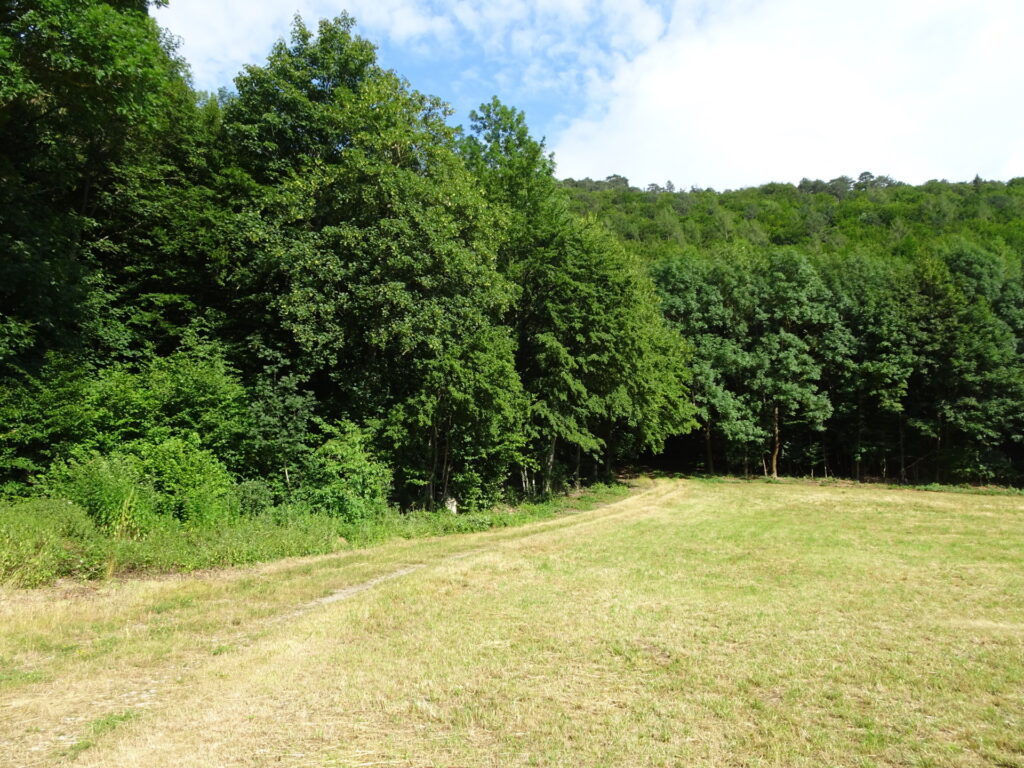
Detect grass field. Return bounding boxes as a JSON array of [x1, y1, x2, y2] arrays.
[[1, 477, 1022, 767]]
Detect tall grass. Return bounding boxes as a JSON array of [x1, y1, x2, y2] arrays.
[[0, 483, 629, 587]]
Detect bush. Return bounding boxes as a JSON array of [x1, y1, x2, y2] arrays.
[[130, 437, 240, 526], [85, 336, 251, 464], [0, 339, 251, 496], [0, 498, 109, 586], [44, 452, 159, 536], [45, 438, 240, 531], [236, 479, 276, 516], [299, 423, 392, 522]]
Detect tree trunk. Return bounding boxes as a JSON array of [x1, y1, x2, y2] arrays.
[[898, 415, 907, 484], [770, 404, 781, 479], [704, 422, 715, 475], [427, 422, 439, 503], [440, 438, 451, 504], [544, 437, 557, 495]]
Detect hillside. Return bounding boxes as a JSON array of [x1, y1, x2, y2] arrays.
[[563, 174, 1024, 484]]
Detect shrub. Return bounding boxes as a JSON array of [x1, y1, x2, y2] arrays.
[[0, 498, 108, 586], [236, 479, 276, 517], [46, 437, 240, 531], [0, 339, 251, 496], [299, 423, 392, 522], [86, 336, 251, 464], [44, 451, 158, 536], [130, 437, 240, 526]]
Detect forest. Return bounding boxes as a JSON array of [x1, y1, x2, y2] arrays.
[[2, 1, 1022, 580], [565, 173, 1024, 484]]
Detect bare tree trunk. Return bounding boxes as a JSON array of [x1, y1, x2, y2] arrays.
[[704, 423, 715, 475], [440, 439, 451, 504], [544, 437, 557, 495], [427, 422, 439, 504], [770, 404, 781, 479], [898, 415, 907, 483]]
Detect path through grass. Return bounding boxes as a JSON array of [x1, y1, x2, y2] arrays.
[[1, 478, 1022, 767]]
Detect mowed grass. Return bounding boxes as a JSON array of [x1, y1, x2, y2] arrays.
[[1, 478, 1022, 767]]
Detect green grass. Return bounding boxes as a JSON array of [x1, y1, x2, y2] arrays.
[[1, 478, 1021, 767], [0, 482, 629, 586], [63, 711, 138, 760]]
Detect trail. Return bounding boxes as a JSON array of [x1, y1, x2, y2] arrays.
[[1, 479, 686, 767], [4, 479, 1022, 768]]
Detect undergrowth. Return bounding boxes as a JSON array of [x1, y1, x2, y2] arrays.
[[0, 483, 629, 587]]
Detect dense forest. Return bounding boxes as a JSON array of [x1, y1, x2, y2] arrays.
[[563, 174, 1024, 484], [1, 2, 1022, 580]]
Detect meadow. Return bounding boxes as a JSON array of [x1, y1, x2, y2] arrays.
[[1, 477, 1022, 767]]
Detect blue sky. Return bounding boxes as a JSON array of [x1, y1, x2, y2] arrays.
[[155, 0, 1024, 190]]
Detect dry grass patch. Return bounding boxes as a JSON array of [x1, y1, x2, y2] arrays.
[[2, 477, 1022, 767]]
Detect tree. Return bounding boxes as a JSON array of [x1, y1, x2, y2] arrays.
[[0, 0, 181, 370], [462, 99, 694, 490], [216, 17, 524, 507]]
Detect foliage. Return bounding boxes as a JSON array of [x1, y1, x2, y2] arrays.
[[461, 99, 695, 492], [298, 422, 391, 522], [4, 2, 1024, 589], [43, 450, 158, 536], [568, 174, 1024, 483], [0, 337, 250, 493], [0, 498, 108, 586]]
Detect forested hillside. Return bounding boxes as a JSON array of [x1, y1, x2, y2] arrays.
[[1, 2, 1022, 583], [563, 174, 1024, 484], [0, 1, 693, 580]]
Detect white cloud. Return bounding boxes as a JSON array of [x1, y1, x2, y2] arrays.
[[332, 0, 456, 44], [552, 0, 1024, 188], [155, 0, 1024, 188], [155, 1, 456, 88], [156, 0, 667, 92]]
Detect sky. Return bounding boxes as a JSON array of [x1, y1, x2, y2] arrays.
[[155, 0, 1024, 191]]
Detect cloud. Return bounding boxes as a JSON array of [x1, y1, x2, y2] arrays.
[[551, 0, 1024, 188], [155, 0, 1024, 188], [156, 0, 667, 94], [155, 1, 458, 89]]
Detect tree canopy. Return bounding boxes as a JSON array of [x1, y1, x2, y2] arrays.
[[2, 1, 1023, 543]]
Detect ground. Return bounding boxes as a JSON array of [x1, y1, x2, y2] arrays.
[[1, 477, 1022, 767]]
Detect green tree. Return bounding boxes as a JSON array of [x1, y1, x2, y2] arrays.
[[0, 0, 181, 369], [217, 17, 524, 507], [462, 99, 694, 491]]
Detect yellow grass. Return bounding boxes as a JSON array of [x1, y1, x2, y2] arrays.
[[1, 477, 1022, 767]]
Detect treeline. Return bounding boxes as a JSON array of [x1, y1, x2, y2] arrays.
[[3, 2, 1023, 576], [563, 173, 1024, 484], [0, 0, 692, 552]]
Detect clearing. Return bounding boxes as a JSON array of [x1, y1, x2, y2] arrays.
[[1, 477, 1022, 767]]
